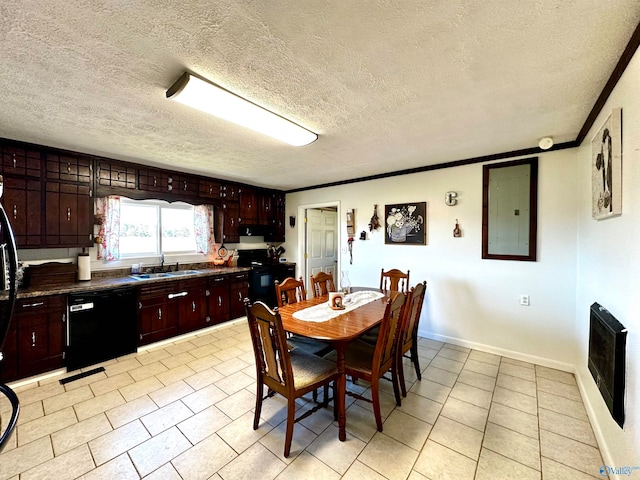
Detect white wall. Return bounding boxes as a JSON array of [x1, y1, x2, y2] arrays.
[[284, 148, 580, 368], [574, 47, 640, 468]]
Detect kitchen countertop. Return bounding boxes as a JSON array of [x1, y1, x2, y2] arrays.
[[3, 266, 251, 300]]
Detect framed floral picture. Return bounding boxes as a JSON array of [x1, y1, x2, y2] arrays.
[[385, 202, 426, 245]]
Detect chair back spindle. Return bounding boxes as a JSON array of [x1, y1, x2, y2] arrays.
[[379, 268, 410, 294], [310, 271, 336, 297]]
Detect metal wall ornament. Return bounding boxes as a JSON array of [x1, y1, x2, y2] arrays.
[[384, 202, 426, 245], [369, 204, 381, 231]]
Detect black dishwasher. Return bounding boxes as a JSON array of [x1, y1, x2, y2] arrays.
[[67, 287, 138, 371]]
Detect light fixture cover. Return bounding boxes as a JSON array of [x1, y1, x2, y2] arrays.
[[538, 137, 554, 150], [166, 72, 317, 146]]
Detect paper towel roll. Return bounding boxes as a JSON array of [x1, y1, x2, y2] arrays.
[[77, 253, 91, 281]]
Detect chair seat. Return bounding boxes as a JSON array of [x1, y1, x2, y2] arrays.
[[325, 340, 376, 377], [359, 326, 380, 346], [288, 335, 334, 357], [290, 349, 338, 390]]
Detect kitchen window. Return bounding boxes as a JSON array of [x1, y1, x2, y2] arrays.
[[120, 199, 196, 256], [96, 197, 214, 261]]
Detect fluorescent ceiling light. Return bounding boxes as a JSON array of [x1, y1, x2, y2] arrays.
[[166, 72, 317, 147]]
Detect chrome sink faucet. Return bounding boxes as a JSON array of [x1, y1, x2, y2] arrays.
[[160, 253, 165, 271]]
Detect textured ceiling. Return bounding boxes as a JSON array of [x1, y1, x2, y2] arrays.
[[1, 1, 639, 191]]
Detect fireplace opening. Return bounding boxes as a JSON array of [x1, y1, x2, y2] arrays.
[[588, 302, 627, 427]]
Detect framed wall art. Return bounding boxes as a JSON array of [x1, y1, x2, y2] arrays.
[[592, 108, 622, 220], [385, 202, 426, 245]]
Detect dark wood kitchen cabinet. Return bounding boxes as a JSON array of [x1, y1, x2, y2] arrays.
[[45, 182, 93, 247], [1, 176, 42, 247], [138, 167, 172, 196], [137, 283, 179, 346], [199, 179, 223, 200], [1, 145, 42, 178], [0, 295, 66, 382], [96, 159, 137, 191], [265, 192, 286, 242], [229, 272, 249, 320], [257, 190, 272, 226], [222, 202, 240, 243], [207, 275, 230, 324], [45, 152, 92, 184], [177, 278, 209, 334], [238, 186, 258, 225]]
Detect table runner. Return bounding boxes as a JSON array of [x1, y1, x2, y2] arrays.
[[292, 290, 384, 322]]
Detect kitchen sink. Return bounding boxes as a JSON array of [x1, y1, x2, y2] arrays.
[[129, 272, 172, 280], [166, 270, 201, 276], [129, 270, 201, 281]]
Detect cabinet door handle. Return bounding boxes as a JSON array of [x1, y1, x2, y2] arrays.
[[153, 176, 157, 187], [22, 302, 44, 308], [67, 208, 71, 221], [192, 301, 196, 312], [238, 292, 242, 301], [31, 332, 36, 347], [62, 313, 66, 323], [184, 181, 188, 191], [205, 289, 210, 296], [138, 302, 142, 310], [168, 291, 188, 299], [209, 186, 213, 194], [218, 296, 222, 307], [12, 154, 16, 168], [12, 205, 17, 219], [67, 162, 71, 173], [158, 307, 162, 320]]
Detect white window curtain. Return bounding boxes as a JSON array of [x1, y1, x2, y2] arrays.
[[194, 204, 215, 255], [95, 196, 121, 261]]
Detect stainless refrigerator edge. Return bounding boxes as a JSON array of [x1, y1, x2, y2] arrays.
[[0, 175, 21, 453]]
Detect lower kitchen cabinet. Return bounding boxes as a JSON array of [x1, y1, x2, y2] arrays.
[[137, 283, 179, 346], [207, 275, 230, 324], [178, 278, 209, 334], [0, 294, 66, 383], [229, 272, 249, 320]]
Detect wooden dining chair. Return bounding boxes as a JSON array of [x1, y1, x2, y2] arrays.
[[245, 300, 339, 457], [310, 271, 336, 297], [396, 281, 427, 397], [333, 292, 407, 432], [379, 268, 410, 294], [275, 276, 306, 306], [275, 277, 334, 357]]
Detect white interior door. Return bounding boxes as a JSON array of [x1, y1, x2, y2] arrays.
[[306, 208, 338, 286]]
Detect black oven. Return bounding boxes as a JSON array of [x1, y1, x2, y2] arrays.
[[238, 249, 295, 308]]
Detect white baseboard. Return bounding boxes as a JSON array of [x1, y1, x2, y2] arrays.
[[419, 329, 575, 372]]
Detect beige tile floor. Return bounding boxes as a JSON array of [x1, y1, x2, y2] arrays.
[[0, 319, 607, 480]]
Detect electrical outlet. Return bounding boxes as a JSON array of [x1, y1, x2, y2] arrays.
[[520, 295, 530, 306]]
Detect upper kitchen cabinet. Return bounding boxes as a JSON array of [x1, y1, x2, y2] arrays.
[[238, 186, 258, 225], [171, 172, 199, 200], [199, 178, 223, 200], [265, 192, 286, 242], [45, 152, 92, 184], [1, 144, 42, 178], [45, 182, 93, 247], [222, 183, 240, 202], [257, 190, 272, 226], [1, 177, 42, 247], [96, 159, 138, 192], [137, 167, 199, 202], [138, 167, 172, 196], [222, 201, 240, 243]]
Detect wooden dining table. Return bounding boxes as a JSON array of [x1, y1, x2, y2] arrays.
[[277, 290, 391, 441]]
